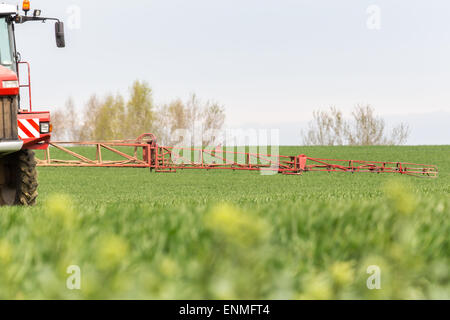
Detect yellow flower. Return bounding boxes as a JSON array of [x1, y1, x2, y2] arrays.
[[96, 235, 129, 270], [384, 181, 417, 216], [160, 258, 179, 277], [44, 194, 76, 228], [330, 261, 355, 287], [298, 274, 333, 300], [205, 204, 269, 247], [0, 240, 12, 264]]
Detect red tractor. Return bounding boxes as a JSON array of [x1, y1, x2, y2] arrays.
[[0, 2, 64, 206]]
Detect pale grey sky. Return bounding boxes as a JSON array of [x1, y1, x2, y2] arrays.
[[12, 0, 450, 144]]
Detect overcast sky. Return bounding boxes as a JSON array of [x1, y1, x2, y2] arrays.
[[12, 0, 450, 144]]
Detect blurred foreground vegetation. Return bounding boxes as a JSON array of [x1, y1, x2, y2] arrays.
[[0, 145, 448, 299]]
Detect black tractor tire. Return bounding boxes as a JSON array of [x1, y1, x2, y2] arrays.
[[0, 150, 38, 206]]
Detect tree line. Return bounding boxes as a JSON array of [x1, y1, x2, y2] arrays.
[[52, 81, 226, 145], [53, 82, 410, 146]]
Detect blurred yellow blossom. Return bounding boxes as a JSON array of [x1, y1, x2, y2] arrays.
[[330, 261, 355, 287], [160, 258, 179, 277], [384, 181, 417, 216], [96, 234, 129, 270], [0, 240, 12, 264], [44, 194, 76, 228], [205, 204, 269, 247], [298, 274, 333, 300]]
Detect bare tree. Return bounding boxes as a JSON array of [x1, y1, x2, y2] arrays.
[[78, 95, 101, 141], [50, 98, 81, 141], [185, 94, 202, 146], [345, 104, 387, 146], [157, 99, 187, 145], [346, 104, 410, 146], [157, 94, 226, 146], [389, 122, 410, 146], [302, 107, 345, 146], [302, 104, 410, 146], [65, 97, 81, 141], [202, 102, 225, 146], [50, 109, 66, 141]]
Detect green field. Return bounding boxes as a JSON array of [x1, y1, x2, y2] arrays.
[[0, 145, 448, 299]]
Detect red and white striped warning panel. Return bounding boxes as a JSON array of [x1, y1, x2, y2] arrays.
[[18, 118, 40, 140]]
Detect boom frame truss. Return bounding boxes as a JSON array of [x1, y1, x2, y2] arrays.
[[36, 133, 438, 178]]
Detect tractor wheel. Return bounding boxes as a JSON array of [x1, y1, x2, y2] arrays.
[[0, 150, 38, 206]]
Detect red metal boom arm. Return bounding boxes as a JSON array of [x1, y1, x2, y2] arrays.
[[36, 134, 438, 178]]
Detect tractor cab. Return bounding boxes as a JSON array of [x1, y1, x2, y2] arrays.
[[0, 2, 64, 206], [0, 10, 17, 73]]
